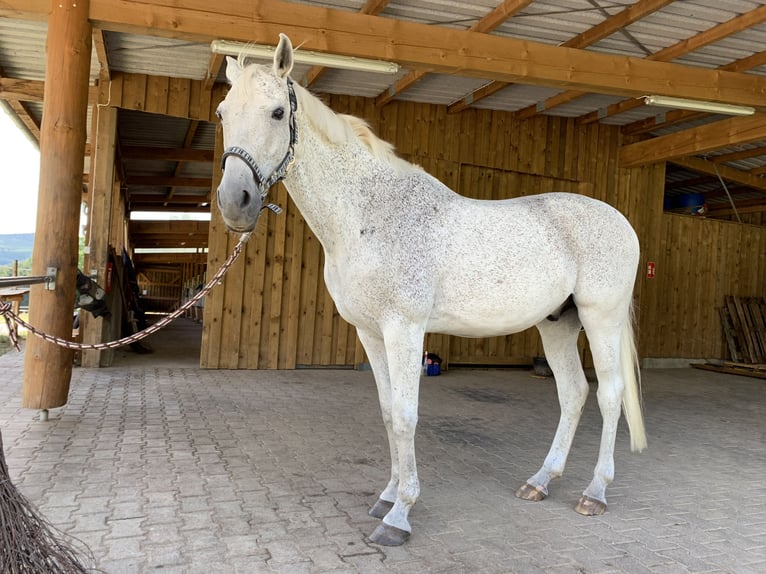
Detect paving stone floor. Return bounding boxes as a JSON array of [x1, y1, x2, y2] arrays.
[[0, 320, 764, 573]]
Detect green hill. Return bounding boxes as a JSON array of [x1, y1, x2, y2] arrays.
[[0, 233, 34, 266]]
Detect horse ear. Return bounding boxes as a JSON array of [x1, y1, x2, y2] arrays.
[[273, 33, 294, 78], [224, 56, 241, 85]]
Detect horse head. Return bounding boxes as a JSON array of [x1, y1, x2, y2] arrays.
[[216, 34, 297, 232]]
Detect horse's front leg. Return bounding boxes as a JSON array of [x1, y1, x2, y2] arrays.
[[356, 329, 399, 519], [368, 323, 424, 546]]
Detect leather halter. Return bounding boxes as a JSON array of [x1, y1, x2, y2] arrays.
[[220, 77, 298, 208]]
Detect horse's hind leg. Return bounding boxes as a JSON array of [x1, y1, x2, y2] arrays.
[[574, 304, 629, 516], [356, 329, 399, 520], [516, 308, 589, 502]]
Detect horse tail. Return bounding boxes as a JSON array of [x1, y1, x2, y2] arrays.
[[621, 302, 647, 452]]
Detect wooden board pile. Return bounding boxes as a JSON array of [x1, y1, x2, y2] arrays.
[[693, 296, 766, 380]]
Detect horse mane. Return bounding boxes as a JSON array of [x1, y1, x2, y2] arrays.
[[292, 81, 419, 174]]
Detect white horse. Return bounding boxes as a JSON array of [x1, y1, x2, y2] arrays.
[[215, 34, 646, 546]]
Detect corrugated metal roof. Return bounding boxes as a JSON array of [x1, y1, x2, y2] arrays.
[[104, 32, 209, 81], [0, 18, 99, 82]]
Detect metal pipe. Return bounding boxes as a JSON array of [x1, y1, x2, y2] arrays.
[[0, 275, 52, 288]]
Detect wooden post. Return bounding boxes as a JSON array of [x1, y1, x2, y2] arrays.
[[22, 0, 92, 409], [81, 83, 117, 368]]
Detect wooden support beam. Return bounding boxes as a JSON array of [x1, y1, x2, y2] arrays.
[[129, 219, 209, 235], [620, 114, 766, 168], [0, 77, 45, 101], [127, 175, 212, 187], [712, 145, 766, 164], [87, 0, 766, 108], [376, 0, 533, 107], [0, 0, 48, 20], [577, 9, 766, 124], [122, 146, 214, 162], [129, 193, 210, 204], [92, 28, 110, 80], [23, 0, 92, 410], [81, 86, 117, 368], [669, 156, 766, 193], [133, 252, 208, 265], [305, 0, 390, 89], [510, 0, 675, 119]]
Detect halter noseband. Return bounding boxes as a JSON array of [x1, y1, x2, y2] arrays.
[[220, 77, 298, 212]]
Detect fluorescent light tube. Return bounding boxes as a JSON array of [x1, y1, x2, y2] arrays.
[[211, 40, 400, 74], [643, 96, 755, 116]]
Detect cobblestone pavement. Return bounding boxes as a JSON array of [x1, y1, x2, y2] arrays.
[[0, 324, 764, 573]]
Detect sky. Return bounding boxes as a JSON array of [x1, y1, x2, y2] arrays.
[[0, 107, 40, 235]]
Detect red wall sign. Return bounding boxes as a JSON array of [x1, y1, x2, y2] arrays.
[[647, 261, 656, 279]]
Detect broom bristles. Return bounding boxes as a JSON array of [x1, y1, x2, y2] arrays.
[[0, 429, 100, 573]]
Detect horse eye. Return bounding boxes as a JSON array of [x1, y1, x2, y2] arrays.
[[272, 107, 285, 120], [215, 108, 222, 121]]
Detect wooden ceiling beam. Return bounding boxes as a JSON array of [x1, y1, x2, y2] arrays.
[[510, 0, 675, 119], [129, 193, 210, 204], [623, 50, 766, 134], [129, 219, 209, 234], [0, 77, 45, 101], [0, 0, 47, 20], [133, 252, 207, 264], [667, 156, 766, 193], [621, 115, 766, 168], [1, 76, 99, 103], [122, 146, 213, 162], [83, 0, 766, 108], [127, 175, 212, 187], [712, 145, 766, 164], [305, 0, 390, 88], [92, 29, 110, 80], [577, 9, 766, 124], [376, 0, 534, 107]]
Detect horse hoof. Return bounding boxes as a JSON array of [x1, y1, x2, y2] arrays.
[[575, 495, 607, 516], [515, 482, 547, 502], [369, 522, 410, 546], [369, 499, 394, 519]]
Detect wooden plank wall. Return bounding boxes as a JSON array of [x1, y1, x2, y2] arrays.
[[640, 214, 766, 359], [137, 267, 182, 312], [201, 96, 667, 368]]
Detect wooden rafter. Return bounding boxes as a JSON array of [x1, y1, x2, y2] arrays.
[[122, 146, 214, 162], [375, 0, 534, 108], [204, 53, 224, 92], [575, 7, 766, 124], [712, 146, 766, 164], [622, 49, 766, 135], [305, 0, 391, 89], [462, 0, 673, 119], [127, 175, 212, 187], [666, 156, 766, 193], [621, 114, 766, 168], [164, 119, 201, 202], [92, 29, 110, 80], [76, 0, 766, 107]]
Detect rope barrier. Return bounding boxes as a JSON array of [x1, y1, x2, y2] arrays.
[[0, 232, 251, 353]]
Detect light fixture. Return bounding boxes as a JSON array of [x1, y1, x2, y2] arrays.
[[642, 95, 755, 116], [210, 40, 400, 74]]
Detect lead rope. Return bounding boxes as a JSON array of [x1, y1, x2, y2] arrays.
[[0, 232, 252, 353]]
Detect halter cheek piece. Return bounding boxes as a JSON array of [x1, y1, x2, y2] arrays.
[[220, 77, 299, 215]]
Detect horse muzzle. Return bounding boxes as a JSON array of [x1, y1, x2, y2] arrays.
[[217, 167, 263, 232]]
